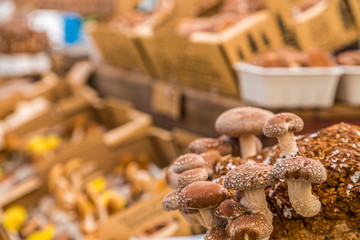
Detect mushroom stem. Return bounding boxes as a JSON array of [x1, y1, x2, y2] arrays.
[[240, 188, 273, 223], [239, 134, 257, 158], [277, 132, 298, 157], [287, 180, 321, 217], [199, 208, 225, 229]]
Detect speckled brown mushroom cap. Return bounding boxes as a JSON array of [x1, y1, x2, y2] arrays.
[[215, 199, 248, 220], [263, 112, 304, 138], [226, 214, 273, 240], [173, 153, 205, 174], [162, 190, 181, 212], [205, 225, 229, 240], [223, 163, 275, 191], [189, 138, 233, 155], [177, 168, 209, 188], [215, 107, 274, 137], [179, 181, 228, 209], [272, 157, 327, 183]]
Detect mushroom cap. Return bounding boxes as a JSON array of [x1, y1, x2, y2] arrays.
[[215, 107, 274, 137], [177, 168, 209, 188], [173, 153, 205, 174], [165, 165, 179, 189], [226, 214, 273, 240], [205, 225, 229, 240], [272, 157, 327, 183], [263, 112, 304, 137], [179, 181, 228, 209], [188, 138, 232, 155], [215, 199, 248, 220], [223, 163, 275, 191], [162, 190, 181, 212]]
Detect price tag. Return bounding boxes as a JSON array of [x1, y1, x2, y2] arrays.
[[151, 81, 183, 120]]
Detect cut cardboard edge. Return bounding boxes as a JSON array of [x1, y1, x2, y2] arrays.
[[103, 110, 153, 149], [0, 177, 41, 207]]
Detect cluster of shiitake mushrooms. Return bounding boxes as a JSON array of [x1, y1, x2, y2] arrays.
[[162, 107, 327, 240]]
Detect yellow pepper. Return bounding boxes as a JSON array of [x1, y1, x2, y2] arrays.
[[3, 205, 28, 232]]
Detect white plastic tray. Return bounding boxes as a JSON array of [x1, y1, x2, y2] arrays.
[[234, 62, 343, 109], [336, 66, 360, 106], [0, 52, 51, 77]]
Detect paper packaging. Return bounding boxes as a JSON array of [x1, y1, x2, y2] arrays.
[[348, 0, 360, 30], [4, 97, 152, 206], [27, 0, 136, 18], [90, 0, 233, 78], [10, 126, 194, 240], [266, 0, 358, 51], [140, 10, 283, 97]]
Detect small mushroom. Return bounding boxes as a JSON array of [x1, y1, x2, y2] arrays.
[[179, 181, 228, 229], [205, 225, 230, 240], [223, 163, 275, 222], [188, 138, 233, 155], [162, 190, 181, 212], [189, 138, 233, 176], [226, 214, 273, 240], [177, 168, 209, 188], [166, 165, 209, 189], [215, 107, 273, 158], [272, 157, 327, 217], [172, 153, 205, 174], [215, 199, 248, 223], [263, 112, 304, 157]]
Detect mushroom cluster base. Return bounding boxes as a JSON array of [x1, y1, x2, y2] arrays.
[[212, 123, 360, 240]]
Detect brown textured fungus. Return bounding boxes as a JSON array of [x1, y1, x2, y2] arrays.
[[205, 225, 229, 240], [213, 123, 360, 239]]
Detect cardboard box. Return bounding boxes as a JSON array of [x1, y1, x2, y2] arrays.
[[8, 127, 195, 240], [90, 23, 156, 76], [89, 0, 228, 77], [26, 0, 137, 18], [1, 97, 152, 207], [267, 0, 359, 50], [140, 10, 283, 97], [349, 0, 360, 30]]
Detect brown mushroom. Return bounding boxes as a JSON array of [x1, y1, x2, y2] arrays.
[[215, 107, 274, 158], [188, 138, 233, 156], [272, 157, 327, 217], [162, 190, 181, 212], [177, 168, 209, 188], [263, 112, 304, 157], [205, 225, 230, 240], [173, 153, 206, 174], [223, 162, 275, 222], [188, 138, 233, 176], [226, 214, 273, 240], [179, 181, 228, 229], [215, 199, 248, 223]]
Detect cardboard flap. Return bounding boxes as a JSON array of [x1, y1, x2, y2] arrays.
[[56, 95, 91, 118], [0, 177, 41, 207], [65, 61, 96, 86], [99, 188, 192, 240], [103, 110, 153, 149]]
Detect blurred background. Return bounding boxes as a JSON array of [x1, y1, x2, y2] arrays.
[[0, 0, 359, 239]]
